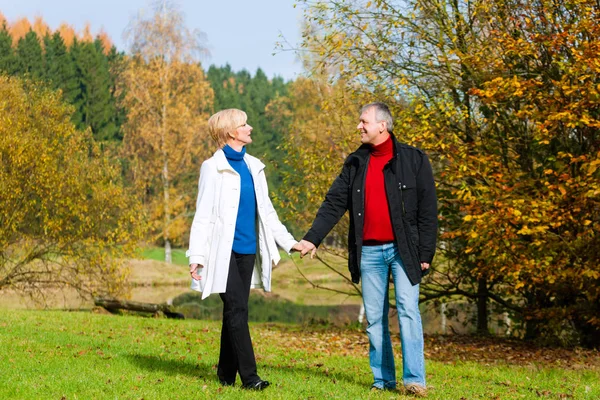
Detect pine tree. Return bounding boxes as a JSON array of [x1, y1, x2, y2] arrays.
[[0, 22, 17, 74], [106, 45, 126, 141], [15, 30, 44, 79], [43, 32, 80, 105], [207, 64, 241, 110], [71, 38, 118, 141]]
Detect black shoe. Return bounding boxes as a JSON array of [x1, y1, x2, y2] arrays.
[[219, 379, 234, 387], [242, 380, 270, 390]]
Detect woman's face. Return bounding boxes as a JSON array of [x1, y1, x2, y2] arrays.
[[233, 121, 253, 145]]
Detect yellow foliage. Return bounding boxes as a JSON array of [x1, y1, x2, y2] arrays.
[[118, 3, 214, 248], [296, 0, 600, 339], [0, 75, 144, 299]]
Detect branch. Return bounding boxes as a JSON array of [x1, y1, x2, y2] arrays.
[[289, 255, 361, 297]]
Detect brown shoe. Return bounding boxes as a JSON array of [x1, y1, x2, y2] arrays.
[[405, 383, 428, 397]]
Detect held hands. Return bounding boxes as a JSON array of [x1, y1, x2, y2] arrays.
[[190, 263, 203, 280], [291, 242, 304, 253], [421, 262, 430, 271], [298, 239, 317, 259], [291, 240, 317, 259]]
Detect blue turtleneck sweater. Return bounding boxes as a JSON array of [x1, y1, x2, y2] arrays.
[[222, 145, 257, 255]]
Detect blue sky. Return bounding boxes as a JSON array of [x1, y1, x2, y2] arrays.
[[0, 0, 304, 80]]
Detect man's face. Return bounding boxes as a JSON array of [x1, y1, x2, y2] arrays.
[[357, 107, 386, 146]]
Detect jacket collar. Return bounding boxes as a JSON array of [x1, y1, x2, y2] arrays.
[[348, 132, 400, 165], [213, 148, 265, 174], [214, 149, 234, 172]]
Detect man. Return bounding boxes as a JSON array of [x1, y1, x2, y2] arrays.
[[299, 102, 437, 396]]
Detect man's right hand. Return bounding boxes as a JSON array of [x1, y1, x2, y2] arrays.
[[298, 240, 317, 259], [190, 263, 203, 280]]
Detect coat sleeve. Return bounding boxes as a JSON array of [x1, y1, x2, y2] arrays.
[[257, 171, 297, 253], [186, 160, 217, 266], [416, 152, 438, 263], [303, 162, 351, 247]]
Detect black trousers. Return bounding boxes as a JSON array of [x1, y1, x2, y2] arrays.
[[217, 251, 260, 385]]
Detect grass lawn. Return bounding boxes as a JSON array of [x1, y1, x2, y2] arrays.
[[137, 247, 189, 266], [1, 310, 599, 399]]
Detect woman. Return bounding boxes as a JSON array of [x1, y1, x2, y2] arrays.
[[187, 108, 302, 390]]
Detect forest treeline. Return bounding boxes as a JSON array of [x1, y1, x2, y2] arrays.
[[1, 1, 599, 347]]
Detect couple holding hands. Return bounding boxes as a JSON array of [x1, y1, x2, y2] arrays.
[[187, 103, 437, 396]]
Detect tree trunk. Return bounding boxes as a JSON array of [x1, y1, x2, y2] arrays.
[[441, 302, 447, 335], [94, 297, 183, 319], [476, 276, 489, 335], [161, 86, 171, 263], [163, 158, 171, 264], [165, 238, 172, 264], [358, 303, 365, 324]]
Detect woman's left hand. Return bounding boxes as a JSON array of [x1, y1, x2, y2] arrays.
[[190, 263, 203, 280]]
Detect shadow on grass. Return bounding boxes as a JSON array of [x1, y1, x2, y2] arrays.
[[125, 353, 215, 380], [126, 353, 365, 388]]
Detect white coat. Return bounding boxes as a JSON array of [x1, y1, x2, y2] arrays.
[[186, 148, 297, 299]]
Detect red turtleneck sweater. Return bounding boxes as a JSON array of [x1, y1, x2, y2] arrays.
[[363, 135, 395, 243]]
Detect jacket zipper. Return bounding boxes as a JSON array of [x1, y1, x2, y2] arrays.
[[399, 180, 406, 215], [386, 153, 406, 216]]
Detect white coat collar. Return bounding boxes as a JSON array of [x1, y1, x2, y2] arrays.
[[213, 148, 265, 174]]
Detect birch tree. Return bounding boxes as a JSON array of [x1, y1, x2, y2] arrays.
[[120, 1, 214, 262]]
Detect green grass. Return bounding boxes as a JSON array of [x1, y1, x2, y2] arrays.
[[137, 247, 189, 266], [1, 310, 599, 399]]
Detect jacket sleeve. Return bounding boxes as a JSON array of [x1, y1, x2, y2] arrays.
[[416, 152, 438, 263], [186, 160, 217, 266], [258, 171, 298, 253], [303, 162, 351, 247]]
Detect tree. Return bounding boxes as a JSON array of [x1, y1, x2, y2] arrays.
[[0, 75, 143, 299], [119, 1, 214, 263], [294, 0, 511, 334], [71, 38, 120, 141], [15, 29, 44, 79], [461, 0, 600, 345], [0, 22, 17, 74], [8, 17, 31, 44], [0, 16, 125, 143], [43, 32, 80, 106], [292, 0, 600, 345]]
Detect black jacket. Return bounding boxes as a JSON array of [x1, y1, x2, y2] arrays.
[[303, 133, 438, 286]]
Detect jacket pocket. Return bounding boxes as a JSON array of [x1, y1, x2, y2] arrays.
[[399, 180, 418, 213], [409, 224, 420, 254], [402, 217, 426, 278]]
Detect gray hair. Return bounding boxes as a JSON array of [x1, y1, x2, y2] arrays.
[[361, 102, 394, 133]]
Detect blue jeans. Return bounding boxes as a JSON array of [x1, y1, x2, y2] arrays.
[[360, 243, 425, 389]]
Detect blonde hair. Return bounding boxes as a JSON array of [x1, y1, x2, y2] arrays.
[[207, 109, 248, 148]]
